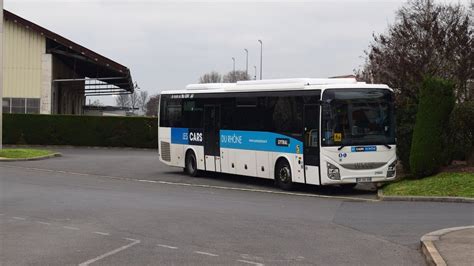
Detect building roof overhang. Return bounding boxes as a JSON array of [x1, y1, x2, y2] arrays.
[[4, 10, 134, 95]]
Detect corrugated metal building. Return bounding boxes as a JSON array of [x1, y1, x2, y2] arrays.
[[2, 10, 134, 115]]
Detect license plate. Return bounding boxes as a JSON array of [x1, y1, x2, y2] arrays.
[[356, 177, 372, 183]]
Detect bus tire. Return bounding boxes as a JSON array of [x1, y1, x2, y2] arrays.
[[275, 159, 294, 191], [185, 150, 199, 177]]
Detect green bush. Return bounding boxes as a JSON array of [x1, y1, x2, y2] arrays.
[[447, 101, 474, 163], [396, 102, 417, 173], [409, 77, 455, 178], [2, 114, 158, 149]]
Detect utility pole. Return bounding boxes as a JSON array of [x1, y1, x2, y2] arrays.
[[258, 40, 263, 80], [244, 49, 248, 78], [232, 57, 235, 73], [231, 57, 235, 82], [0, 0, 4, 150]]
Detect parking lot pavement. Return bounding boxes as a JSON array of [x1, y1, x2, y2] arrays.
[[0, 214, 138, 265], [1, 147, 472, 265], [1, 147, 378, 200], [0, 165, 426, 266]]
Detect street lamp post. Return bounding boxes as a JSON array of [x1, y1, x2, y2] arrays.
[[232, 57, 236, 82], [232, 57, 235, 73], [254, 66, 257, 80], [244, 49, 248, 78], [258, 40, 263, 80]]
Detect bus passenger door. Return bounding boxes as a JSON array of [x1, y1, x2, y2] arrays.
[[203, 105, 221, 172], [304, 104, 320, 185]]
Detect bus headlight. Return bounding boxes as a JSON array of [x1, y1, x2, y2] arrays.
[[386, 160, 397, 178], [327, 162, 341, 180]]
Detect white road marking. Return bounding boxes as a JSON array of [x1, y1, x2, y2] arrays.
[[1, 165, 378, 202], [63, 226, 80, 230], [157, 244, 178, 249], [237, 259, 265, 266], [36, 221, 51, 225], [12, 217, 26, 220], [93, 231, 110, 236], [194, 251, 219, 257], [78, 238, 140, 266]]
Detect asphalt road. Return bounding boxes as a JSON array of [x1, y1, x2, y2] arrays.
[[1, 147, 473, 265]]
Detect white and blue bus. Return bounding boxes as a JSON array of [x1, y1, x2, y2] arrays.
[[158, 78, 397, 190]]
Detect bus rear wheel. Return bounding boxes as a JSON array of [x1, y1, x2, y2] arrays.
[[275, 159, 294, 191], [185, 151, 199, 177]]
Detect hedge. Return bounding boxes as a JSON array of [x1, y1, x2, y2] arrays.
[[2, 113, 158, 149], [409, 77, 455, 178], [447, 101, 474, 163]]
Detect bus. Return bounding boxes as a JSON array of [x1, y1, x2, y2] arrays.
[[158, 78, 397, 190]]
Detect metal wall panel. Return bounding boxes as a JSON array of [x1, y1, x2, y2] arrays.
[[3, 19, 45, 98]]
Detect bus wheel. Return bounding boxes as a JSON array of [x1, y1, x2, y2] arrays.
[[185, 151, 199, 177], [275, 159, 294, 191]]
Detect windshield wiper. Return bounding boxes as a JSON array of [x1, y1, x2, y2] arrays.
[[337, 140, 351, 151], [337, 144, 347, 151], [383, 144, 392, 149]]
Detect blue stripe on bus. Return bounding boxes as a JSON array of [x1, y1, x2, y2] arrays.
[[171, 128, 189, 144], [171, 128, 303, 154], [220, 130, 303, 154]]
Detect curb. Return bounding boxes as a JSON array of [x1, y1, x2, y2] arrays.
[[377, 189, 474, 203], [420, 225, 474, 266], [0, 153, 62, 162]]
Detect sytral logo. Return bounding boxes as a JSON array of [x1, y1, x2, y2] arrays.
[[276, 138, 290, 147]]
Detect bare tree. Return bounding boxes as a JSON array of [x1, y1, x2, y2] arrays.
[[115, 94, 130, 108], [129, 92, 139, 113], [145, 94, 160, 117], [358, 0, 473, 103], [199, 71, 222, 83], [89, 99, 103, 106], [223, 70, 250, 83], [138, 90, 149, 114], [357, 0, 473, 172]]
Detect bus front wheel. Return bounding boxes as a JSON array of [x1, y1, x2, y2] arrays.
[[185, 151, 199, 177], [275, 159, 294, 191]]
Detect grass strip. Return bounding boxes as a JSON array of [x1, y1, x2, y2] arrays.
[[0, 149, 56, 159], [383, 172, 474, 198]]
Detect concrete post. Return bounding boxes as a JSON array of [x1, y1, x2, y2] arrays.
[[0, 0, 4, 150]]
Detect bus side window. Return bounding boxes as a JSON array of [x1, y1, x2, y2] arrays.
[[221, 97, 235, 129], [183, 100, 203, 128], [272, 96, 303, 137], [167, 98, 182, 128], [234, 97, 261, 131]]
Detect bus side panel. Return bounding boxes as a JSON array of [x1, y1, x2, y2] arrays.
[[291, 154, 305, 183], [235, 149, 257, 177], [158, 127, 172, 165], [305, 165, 320, 185], [256, 151, 270, 178], [204, 155, 216, 171], [171, 144, 184, 167], [220, 148, 235, 174]]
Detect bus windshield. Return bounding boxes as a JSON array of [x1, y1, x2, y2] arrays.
[[321, 88, 395, 147]]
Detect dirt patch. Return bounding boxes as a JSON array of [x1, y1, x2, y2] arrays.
[[441, 161, 474, 173]]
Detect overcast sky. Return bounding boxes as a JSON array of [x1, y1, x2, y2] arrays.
[[5, 0, 470, 104]]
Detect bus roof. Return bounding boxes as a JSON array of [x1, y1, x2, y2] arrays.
[[161, 78, 391, 95]]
